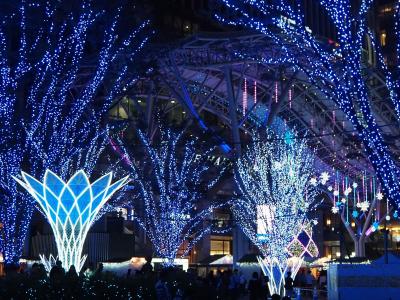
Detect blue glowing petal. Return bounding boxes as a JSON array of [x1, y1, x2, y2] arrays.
[[67, 170, 90, 197], [44, 170, 65, 197], [44, 187, 60, 212], [80, 207, 90, 226], [69, 206, 80, 224], [76, 189, 92, 213], [48, 208, 58, 224], [89, 176, 128, 216], [90, 193, 106, 215], [91, 173, 112, 199], [21, 172, 44, 198], [103, 176, 129, 201], [57, 206, 68, 224], [59, 186, 75, 212]]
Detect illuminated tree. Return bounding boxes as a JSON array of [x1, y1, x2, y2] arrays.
[[234, 129, 317, 295], [395, 2, 400, 97], [217, 0, 400, 209], [318, 172, 393, 257], [117, 128, 227, 267], [0, 1, 149, 264]]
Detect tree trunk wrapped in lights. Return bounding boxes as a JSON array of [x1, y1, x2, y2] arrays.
[[0, 1, 149, 264], [234, 129, 317, 295], [217, 0, 400, 210], [395, 2, 400, 104], [116, 128, 228, 267]]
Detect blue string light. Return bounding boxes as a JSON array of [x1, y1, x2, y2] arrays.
[[217, 0, 400, 210], [234, 129, 317, 295], [0, 1, 149, 264], [116, 128, 228, 267]]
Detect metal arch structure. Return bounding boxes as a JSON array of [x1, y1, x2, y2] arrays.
[[112, 32, 400, 177]]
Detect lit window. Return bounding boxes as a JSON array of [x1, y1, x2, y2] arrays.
[[380, 31, 387, 47], [210, 240, 231, 255], [380, 5, 394, 14]]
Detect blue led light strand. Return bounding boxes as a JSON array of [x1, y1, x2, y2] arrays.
[[217, 0, 400, 210], [0, 1, 149, 264], [234, 129, 317, 295], [116, 128, 227, 267]]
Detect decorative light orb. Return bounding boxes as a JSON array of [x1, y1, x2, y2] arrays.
[[14, 170, 129, 272], [333, 190, 339, 196], [320, 172, 330, 185], [352, 182, 358, 189], [386, 215, 391, 221], [376, 192, 384, 201], [331, 206, 339, 214], [360, 201, 369, 212], [312, 220, 318, 225], [310, 177, 318, 186], [284, 131, 294, 145], [327, 185, 333, 191], [341, 198, 346, 203], [394, 211, 398, 219]]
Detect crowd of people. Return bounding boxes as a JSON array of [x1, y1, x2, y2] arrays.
[[0, 259, 195, 299], [0, 257, 326, 299]]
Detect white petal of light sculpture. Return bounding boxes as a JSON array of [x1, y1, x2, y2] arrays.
[[14, 170, 129, 272]]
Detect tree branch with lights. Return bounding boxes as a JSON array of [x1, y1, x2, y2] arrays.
[[395, 2, 400, 99], [217, 0, 400, 209], [0, 1, 149, 265], [316, 172, 394, 257], [234, 129, 318, 295]]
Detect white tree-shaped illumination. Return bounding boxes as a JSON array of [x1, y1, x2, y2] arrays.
[[117, 128, 226, 267], [14, 170, 128, 272], [234, 129, 317, 295]]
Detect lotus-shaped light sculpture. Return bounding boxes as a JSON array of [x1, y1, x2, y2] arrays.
[[14, 170, 129, 272]]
